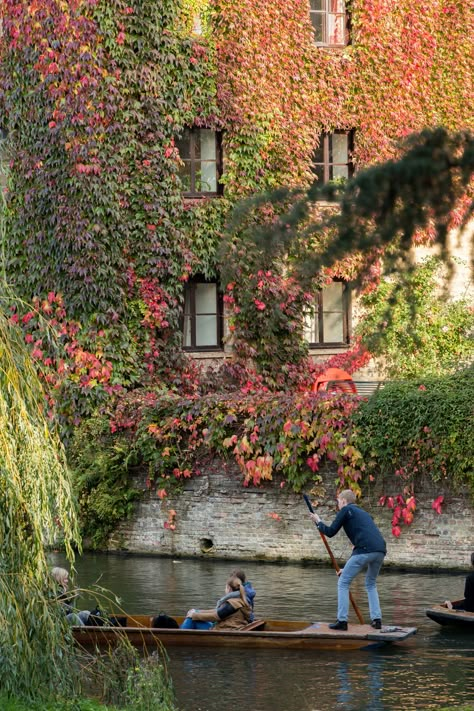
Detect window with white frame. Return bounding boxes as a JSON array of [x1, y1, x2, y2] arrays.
[[182, 279, 223, 350], [304, 281, 350, 346], [176, 127, 223, 197], [310, 0, 348, 47], [312, 130, 354, 185]]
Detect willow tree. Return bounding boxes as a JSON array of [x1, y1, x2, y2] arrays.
[[0, 210, 81, 700]]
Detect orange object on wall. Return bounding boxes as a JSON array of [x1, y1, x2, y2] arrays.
[[312, 367, 357, 394]]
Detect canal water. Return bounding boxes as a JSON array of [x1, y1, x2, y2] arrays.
[[49, 552, 474, 711]]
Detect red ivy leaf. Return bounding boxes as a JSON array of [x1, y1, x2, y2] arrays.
[[432, 495, 444, 515]]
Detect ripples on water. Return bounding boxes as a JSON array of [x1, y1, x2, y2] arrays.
[[50, 553, 474, 711]]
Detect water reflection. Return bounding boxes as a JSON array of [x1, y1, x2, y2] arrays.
[[49, 553, 474, 711], [336, 656, 384, 710]]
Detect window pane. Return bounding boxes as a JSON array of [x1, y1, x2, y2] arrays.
[[196, 315, 217, 346], [312, 164, 325, 183], [331, 163, 349, 180], [197, 162, 217, 192], [200, 129, 216, 161], [183, 315, 192, 347], [323, 281, 343, 311], [329, 133, 350, 181], [313, 141, 325, 164], [310, 13, 324, 43], [330, 0, 345, 10], [310, 0, 324, 9], [323, 311, 344, 342], [303, 309, 319, 344], [195, 283, 216, 314], [176, 128, 191, 159], [327, 12, 345, 44], [323, 282, 344, 342], [183, 290, 192, 347], [331, 133, 348, 164], [178, 161, 192, 192]]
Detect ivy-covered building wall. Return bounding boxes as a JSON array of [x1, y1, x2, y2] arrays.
[[0, 1, 473, 548], [1, 1, 472, 390]]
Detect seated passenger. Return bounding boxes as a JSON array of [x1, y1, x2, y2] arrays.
[[52, 566, 90, 626], [444, 552, 474, 612], [217, 569, 256, 622], [180, 575, 251, 631]]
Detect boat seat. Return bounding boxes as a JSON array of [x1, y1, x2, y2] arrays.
[[241, 619, 265, 631]]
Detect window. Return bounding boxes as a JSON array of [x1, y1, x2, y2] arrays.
[[192, 12, 202, 34], [176, 128, 222, 196], [0, 127, 8, 155], [310, 0, 348, 46], [0, 128, 8, 185], [304, 281, 350, 346], [312, 130, 354, 185], [183, 279, 223, 350]]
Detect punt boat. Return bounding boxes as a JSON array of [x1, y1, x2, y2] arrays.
[[426, 601, 474, 628], [73, 614, 417, 652]]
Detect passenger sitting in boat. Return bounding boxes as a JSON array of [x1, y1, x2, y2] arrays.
[[444, 552, 474, 612], [52, 566, 90, 626], [223, 569, 256, 622], [180, 575, 252, 630]]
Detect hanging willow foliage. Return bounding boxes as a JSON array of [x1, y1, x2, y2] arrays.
[[0, 200, 81, 700]]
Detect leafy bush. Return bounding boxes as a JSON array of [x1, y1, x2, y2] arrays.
[[92, 637, 176, 711], [352, 366, 474, 535], [357, 257, 474, 378], [70, 365, 474, 539], [69, 416, 142, 548]]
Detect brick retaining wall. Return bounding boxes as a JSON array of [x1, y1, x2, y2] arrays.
[[107, 460, 474, 570]]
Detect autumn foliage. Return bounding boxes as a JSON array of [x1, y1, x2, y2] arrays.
[[1, 0, 473, 539]]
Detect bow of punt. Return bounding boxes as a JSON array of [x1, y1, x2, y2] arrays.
[[426, 603, 474, 628]]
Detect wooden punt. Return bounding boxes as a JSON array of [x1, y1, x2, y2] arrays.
[[426, 601, 474, 628], [73, 615, 417, 652]]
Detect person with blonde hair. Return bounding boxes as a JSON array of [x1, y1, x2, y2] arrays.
[[180, 575, 251, 630], [210, 569, 256, 622], [309, 489, 386, 631], [51, 566, 90, 626]]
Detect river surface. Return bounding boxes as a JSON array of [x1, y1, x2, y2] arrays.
[[49, 552, 474, 711]]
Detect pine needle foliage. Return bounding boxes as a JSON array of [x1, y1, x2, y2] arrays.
[[225, 128, 474, 285]]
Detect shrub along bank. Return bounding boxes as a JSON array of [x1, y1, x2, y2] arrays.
[[70, 365, 474, 546]]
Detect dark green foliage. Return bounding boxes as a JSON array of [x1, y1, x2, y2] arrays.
[[0, 698, 118, 711], [96, 638, 176, 711], [352, 366, 474, 493], [69, 416, 142, 548]]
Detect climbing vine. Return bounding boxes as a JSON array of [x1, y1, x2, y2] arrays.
[[1, 0, 472, 393], [1, 0, 473, 540]]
